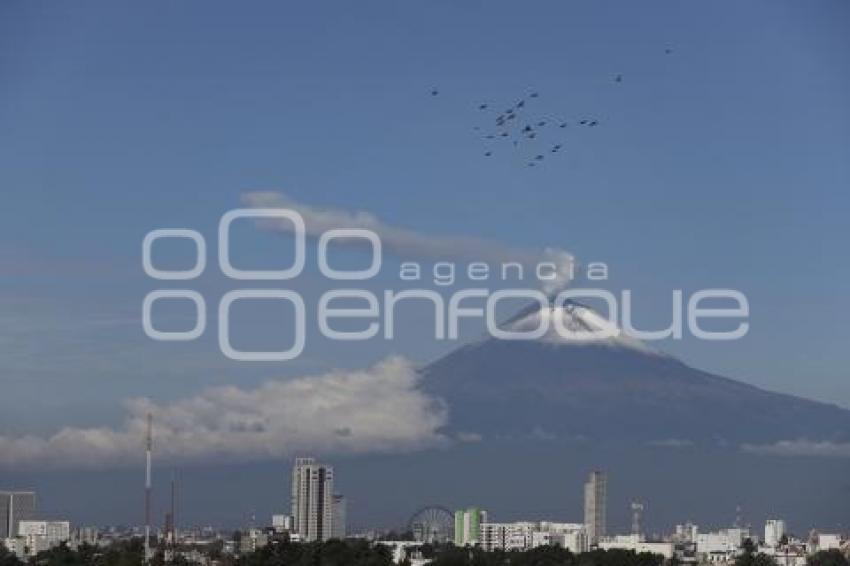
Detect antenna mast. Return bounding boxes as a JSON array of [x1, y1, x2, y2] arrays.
[[144, 413, 152, 563]]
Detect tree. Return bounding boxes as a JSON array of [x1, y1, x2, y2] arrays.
[[424, 546, 668, 566], [237, 538, 395, 566], [0, 542, 22, 566], [808, 550, 850, 566], [753, 554, 779, 566]]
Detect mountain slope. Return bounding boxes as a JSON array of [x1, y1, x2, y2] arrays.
[[421, 302, 850, 447]]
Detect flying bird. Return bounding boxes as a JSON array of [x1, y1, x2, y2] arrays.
[[430, 88, 439, 96], [463, 87, 605, 167], [614, 74, 623, 83], [665, 48, 673, 54]]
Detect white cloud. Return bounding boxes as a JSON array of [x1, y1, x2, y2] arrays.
[[0, 357, 449, 469], [741, 439, 850, 458], [241, 191, 576, 294]]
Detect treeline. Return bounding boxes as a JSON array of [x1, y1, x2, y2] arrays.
[[2, 538, 847, 566], [733, 541, 850, 566], [0, 540, 144, 566], [419, 546, 665, 566], [240, 542, 670, 566], [1, 541, 666, 566]]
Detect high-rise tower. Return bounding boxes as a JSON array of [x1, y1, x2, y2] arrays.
[[0, 491, 37, 538], [584, 471, 607, 545], [290, 458, 335, 542]]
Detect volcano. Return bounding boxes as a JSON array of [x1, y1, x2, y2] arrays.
[[422, 301, 850, 449]]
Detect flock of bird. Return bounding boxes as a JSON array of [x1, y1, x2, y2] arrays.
[[430, 47, 673, 168]]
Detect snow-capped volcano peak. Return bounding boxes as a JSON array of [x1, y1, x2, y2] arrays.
[[500, 300, 655, 352]]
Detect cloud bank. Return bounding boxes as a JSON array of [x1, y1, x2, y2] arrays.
[[241, 191, 576, 294], [0, 357, 449, 469], [741, 439, 850, 458]]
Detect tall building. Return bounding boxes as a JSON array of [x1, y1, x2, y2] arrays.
[[454, 508, 488, 546], [332, 495, 347, 539], [0, 491, 37, 538], [583, 471, 607, 545], [290, 458, 335, 542], [764, 519, 786, 548]]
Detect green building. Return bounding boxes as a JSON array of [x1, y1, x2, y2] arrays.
[[454, 507, 488, 546]]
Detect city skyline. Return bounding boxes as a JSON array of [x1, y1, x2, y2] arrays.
[[2, 460, 846, 563], [2, 455, 838, 537], [1, 0, 848, 540]]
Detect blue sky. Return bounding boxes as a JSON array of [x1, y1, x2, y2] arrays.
[[1, 0, 849, 434]]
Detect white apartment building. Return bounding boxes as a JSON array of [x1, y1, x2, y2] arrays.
[[532, 523, 589, 554], [695, 528, 748, 562], [239, 528, 269, 554], [1, 537, 27, 560], [272, 514, 293, 533], [812, 533, 842, 552], [76, 526, 99, 545], [480, 522, 536, 552], [674, 522, 699, 543], [17, 520, 71, 556], [480, 521, 588, 553], [598, 534, 675, 559], [764, 520, 786, 548]]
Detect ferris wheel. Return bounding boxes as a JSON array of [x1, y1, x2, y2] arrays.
[[407, 505, 454, 543]]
